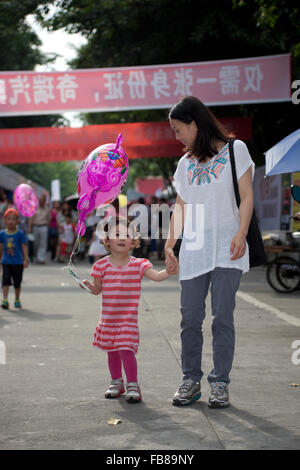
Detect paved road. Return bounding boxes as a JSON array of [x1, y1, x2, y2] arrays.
[[0, 259, 299, 450]]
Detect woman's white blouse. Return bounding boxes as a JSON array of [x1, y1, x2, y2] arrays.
[[173, 140, 255, 281]]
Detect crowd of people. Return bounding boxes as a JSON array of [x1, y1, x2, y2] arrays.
[[0, 188, 178, 268]]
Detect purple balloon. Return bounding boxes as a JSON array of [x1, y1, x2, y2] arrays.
[[76, 134, 129, 236], [13, 184, 38, 218]]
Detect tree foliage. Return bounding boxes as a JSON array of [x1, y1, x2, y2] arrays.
[[2, 0, 300, 191], [35, 0, 300, 174], [0, 0, 77, 197], [233, 0, 300, 61], [8, 161, 77, 200], [0, 0, 45, 72], [37, 0, 283, 67], [0, 0, 66, 130]]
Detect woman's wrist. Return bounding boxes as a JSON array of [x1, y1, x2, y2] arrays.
[[237, 229, 248, 238], [164, 241, 175, 251]]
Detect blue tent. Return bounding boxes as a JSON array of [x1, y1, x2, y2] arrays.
[[265, 129, 300, 176]]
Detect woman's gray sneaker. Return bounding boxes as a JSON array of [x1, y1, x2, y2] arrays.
[[208, 382, 229, 408], [172, 379, 201, 406]]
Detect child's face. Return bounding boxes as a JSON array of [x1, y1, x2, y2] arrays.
[[5, 214, 18, 230], [107, 224, 134, 255]]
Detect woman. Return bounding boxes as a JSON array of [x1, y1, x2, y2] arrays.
[[165, 96, 254, 408]]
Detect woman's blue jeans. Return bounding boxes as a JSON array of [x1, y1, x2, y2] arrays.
[[180, 267, 242, 385]]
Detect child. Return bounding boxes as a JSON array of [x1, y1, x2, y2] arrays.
[[0, 208, 29, 309], [81, 216, 177, 403], [59, 213, 76, 262], [87, 224, 108, 264]]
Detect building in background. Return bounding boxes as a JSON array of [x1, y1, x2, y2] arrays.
[[253, 166, 300, 233]]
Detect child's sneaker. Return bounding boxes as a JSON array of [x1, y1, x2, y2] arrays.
[[14, 299, 22, 308], [126, 382, 142, 403], [105, 379, 125, 399], [1, 300, 9, 310]]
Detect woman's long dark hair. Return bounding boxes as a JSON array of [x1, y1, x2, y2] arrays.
[[169, 96, 234, 162]]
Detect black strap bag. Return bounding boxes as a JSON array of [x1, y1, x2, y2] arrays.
[[229, 140, 266, 268]]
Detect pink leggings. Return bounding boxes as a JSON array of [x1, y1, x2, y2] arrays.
[[107, 350, 137, 383]]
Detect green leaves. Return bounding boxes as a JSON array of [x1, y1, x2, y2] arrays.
[[9, 161, 77, 200]]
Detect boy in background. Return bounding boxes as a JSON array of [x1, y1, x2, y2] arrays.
[[0, 208, 29, 309]]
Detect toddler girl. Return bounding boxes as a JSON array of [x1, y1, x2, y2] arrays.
[[82, 216, 177, 403]]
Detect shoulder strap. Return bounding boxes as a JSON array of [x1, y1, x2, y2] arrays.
[[229, 139, 241, 208]]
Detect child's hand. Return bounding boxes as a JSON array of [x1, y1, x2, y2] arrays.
[[81, 279, 93, 290], [81, 279, 101, 295], [166, 263, 178, 275], [165, 255, 178, 275]]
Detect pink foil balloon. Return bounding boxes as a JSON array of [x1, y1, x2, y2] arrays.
[[13, 184, 38, 217], [76, 134, 129, 236]]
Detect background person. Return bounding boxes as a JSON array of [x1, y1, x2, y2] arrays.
[[58, 213, 76, 262], [49, 201, 61, 261], [0, 208, 29, 309], [0, 189, 13, 230], [55, 201, 77, 261], [28, 194, 51, 264], [87, 224, 108, 264]]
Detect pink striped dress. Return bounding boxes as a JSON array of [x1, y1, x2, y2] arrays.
[[91, 256, 153, 354]]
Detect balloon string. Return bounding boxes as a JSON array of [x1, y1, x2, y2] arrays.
[[67, 233, 81, 268]]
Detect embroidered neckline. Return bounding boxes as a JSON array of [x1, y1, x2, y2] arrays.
[[187, 143, 229, 186], [189, 143, 229, 167]]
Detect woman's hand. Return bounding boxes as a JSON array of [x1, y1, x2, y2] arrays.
[[164, 246, 178, 274], [230, 232, 246, 260]]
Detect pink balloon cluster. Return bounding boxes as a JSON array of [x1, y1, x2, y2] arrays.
[[76, 134, 129, 236], [13, 184, 38, 217]]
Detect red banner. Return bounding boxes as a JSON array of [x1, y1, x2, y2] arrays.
[[0, 118, 252, 164], [0, 55, 291, 116]]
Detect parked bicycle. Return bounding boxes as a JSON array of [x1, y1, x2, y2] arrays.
[[265, 185, 300, 294]]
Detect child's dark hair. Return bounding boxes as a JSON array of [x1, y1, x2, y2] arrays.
[[101, 216, 140, 253], [169, 96, 234, 162]]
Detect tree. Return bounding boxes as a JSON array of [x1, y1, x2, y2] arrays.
[[35, 0, 299, 175], [233, 0, 300, 62], [0, 1, 76, 196], [0, 0, 66, 129], [37, 0, 281, 67], [8, 161, 77, 200]]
